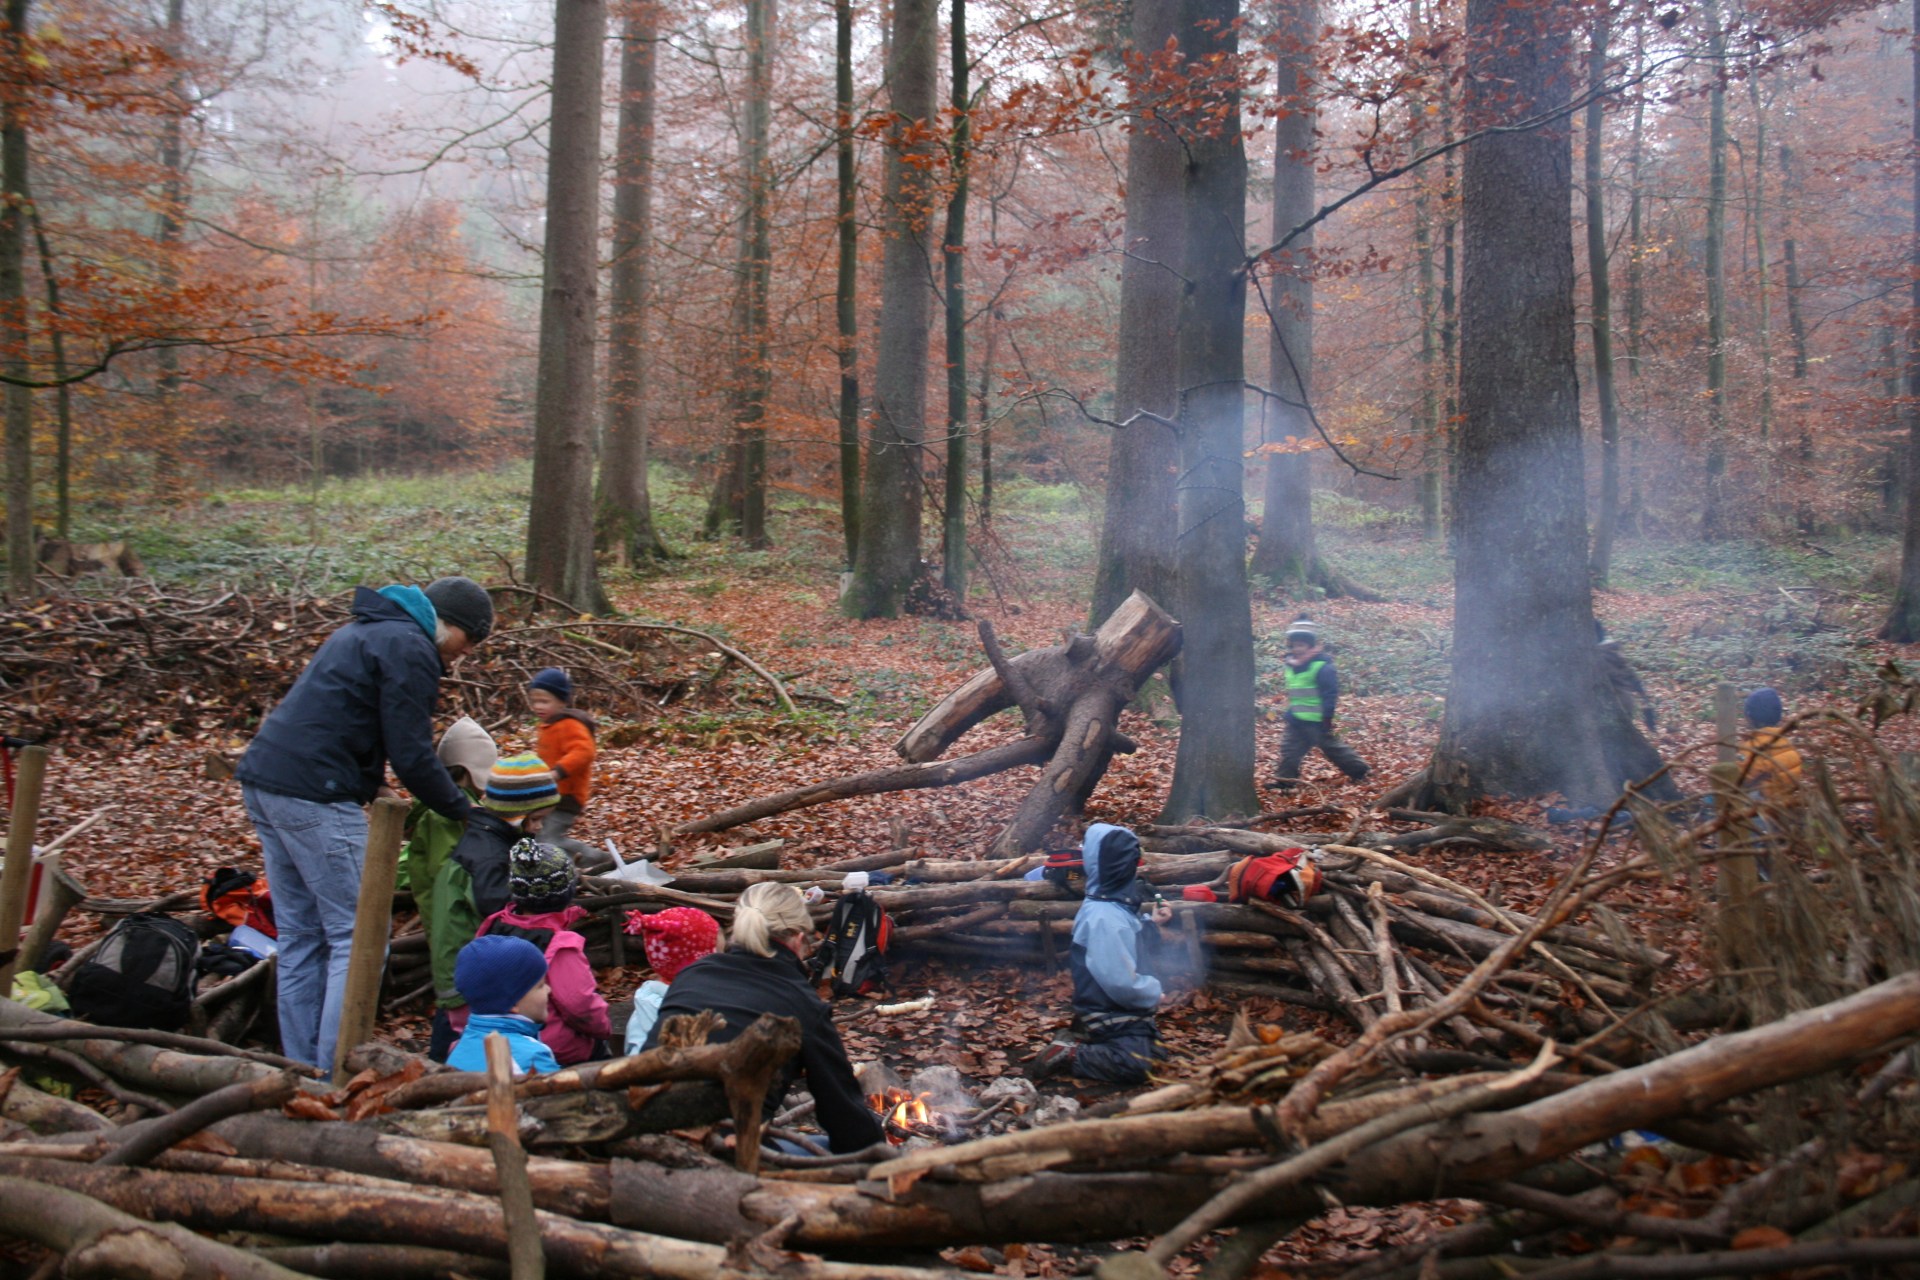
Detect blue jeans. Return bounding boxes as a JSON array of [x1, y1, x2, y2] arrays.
[[242, 786, 370, 1073]]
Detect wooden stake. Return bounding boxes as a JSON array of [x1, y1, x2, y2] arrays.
[[331, 797, 407, 1082], [1714, 681, 1739, 764], [17, 852, 86, 975], [486, 1032, 546, 1280], [0, 743, 49, 988]]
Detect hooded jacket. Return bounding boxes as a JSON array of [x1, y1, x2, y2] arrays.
[[477, 903, 609, 1066], [237, 586, 470, 820], [1070, 823, 1162, 1017]]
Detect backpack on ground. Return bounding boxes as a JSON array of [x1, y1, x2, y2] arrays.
[[66, 912, 199, 1031], [810, 890, 892, 997], [1225, 849, 1323, 907]]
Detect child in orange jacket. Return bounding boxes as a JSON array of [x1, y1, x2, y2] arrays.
[[528, 668, 607, 870]]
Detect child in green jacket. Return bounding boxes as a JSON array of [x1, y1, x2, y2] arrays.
[[400, 716, 497, 1062]]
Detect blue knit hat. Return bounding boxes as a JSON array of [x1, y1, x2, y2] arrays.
[[528, 667, 573, 703], [455, 935, 548, 1015], [1744, 688, 1784, 729]]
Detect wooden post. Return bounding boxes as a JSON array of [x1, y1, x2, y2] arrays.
[[1714, 682, 1739, 764], [0, 743, 49, 988], [17, 853, 86, 975], [487, 1032, 546, 1280], [332, 797, 408, 1082]]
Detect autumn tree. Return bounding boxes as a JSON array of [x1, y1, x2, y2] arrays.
[[526, 0, 610, 613], [1087, 0, 1183, 627], [844, 0, 937, 618], [940, 0, 971, 605], [2, 0, 29, 597], [1417, 0, 1667, 810], [1883, 0, 1920, 641], [1586, 4, 1623, 586], [1248, 0, 1321, 590], [834, 0, 859, 566], [598, 0, 671, 566], [1160, 0, 1258, 823]]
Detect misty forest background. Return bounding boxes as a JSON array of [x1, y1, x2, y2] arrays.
[[4, 0, 1920, 817]]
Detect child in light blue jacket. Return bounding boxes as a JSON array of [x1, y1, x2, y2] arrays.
[[1029, 823, 1169, 1084], [447, 934, 562, 1076]]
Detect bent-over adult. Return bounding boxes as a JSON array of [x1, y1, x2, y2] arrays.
[[644, 881, 885, 1153], [236, 576, 494, 1072]]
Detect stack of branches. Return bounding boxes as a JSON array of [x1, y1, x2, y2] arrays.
[[0, 581, 801, 743], [2, 968, 1917, 1280]]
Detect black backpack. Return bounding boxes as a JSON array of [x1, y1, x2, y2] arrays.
[[67, 913, 199, 1031], [810, 890, 893, 997]]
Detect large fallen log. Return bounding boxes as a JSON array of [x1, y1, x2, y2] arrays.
[[677, 591, 1183, 855], [0, 1155, 966, 1280]]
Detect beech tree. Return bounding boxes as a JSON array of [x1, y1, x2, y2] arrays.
[[1417, 0, 1667, 810], [1248, 0, 1320, 590], [843, 0, 937, 619], [1087, 0, 1183, 627], [597, 0, 671, 567], [2, 0, 29, 598], [1883, 0, 1920, 642], [1159, 0, 1257, 823], [526, 0, 610, 614]]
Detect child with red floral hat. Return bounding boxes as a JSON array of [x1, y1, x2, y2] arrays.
[[622, 907, 722, 1054]]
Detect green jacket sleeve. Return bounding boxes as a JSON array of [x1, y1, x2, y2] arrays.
[[429, 860, 479, 1010]]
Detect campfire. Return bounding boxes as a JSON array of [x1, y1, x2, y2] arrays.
[[868, 1088, 944, 1143]]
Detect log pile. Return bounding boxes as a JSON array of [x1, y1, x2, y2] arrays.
[[3, 967, 1918, 1280]]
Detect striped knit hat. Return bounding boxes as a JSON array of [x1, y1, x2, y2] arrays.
[[484, 752, 560, 814]]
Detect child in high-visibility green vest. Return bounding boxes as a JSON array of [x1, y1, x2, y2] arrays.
[[1271, 618, 1370, 790]]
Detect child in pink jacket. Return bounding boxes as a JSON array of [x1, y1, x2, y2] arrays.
[[475, 839, 610, 1065]]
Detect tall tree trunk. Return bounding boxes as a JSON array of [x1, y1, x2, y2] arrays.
[[150, 0, 186, 501], [526, 0, 611, 614], [835, 0, 860, 566], [1621, 14, 1646, 536], [1440, 59, 1458, 544], [1419, 0, 1668, 812], [1781, 141, 1814, 532], [977, 300, 996, 528], [1087, 0, 1183, 627], [1, 0, 29, 597], [1410, 0, 1441, 539], [1249, 0, 1320, 587], [941, 0, 970, 604], [1748, 74, 1773, 452], [1700, 0, 1731, 540], [597, 0, 670, 566], [1881, 0, 1920, 641], [26, 203, 66, 543], [1587, 8, 1621, 588], [1160, 0, 1257, 824], [717, 0, 774, 548], [843, 0, 937, 617]]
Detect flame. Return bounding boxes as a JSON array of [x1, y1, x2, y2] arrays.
[[866, 1088, 936, 1141]]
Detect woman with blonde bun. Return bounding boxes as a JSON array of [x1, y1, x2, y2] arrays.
[[643, 882, 884, 1152]]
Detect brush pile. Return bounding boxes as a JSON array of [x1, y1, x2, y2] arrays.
[[0, 581, 802, 744]]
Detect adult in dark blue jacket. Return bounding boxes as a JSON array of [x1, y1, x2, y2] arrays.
[[237, 576, 493, 1072]]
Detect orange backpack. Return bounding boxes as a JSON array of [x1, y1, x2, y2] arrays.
[[1225, 849, 1323, 906]]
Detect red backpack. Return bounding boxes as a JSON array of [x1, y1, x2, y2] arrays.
[[1226, 849, 1322, 906]]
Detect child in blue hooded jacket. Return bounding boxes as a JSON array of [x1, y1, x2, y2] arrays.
[[1029, 823, 1170, 1085]]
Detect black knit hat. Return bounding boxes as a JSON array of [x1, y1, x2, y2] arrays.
[[424, 576, 494, 643], [509, 838, 577, 908]]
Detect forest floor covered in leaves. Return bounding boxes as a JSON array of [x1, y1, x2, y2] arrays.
[[15, 465, 1920, 1273]]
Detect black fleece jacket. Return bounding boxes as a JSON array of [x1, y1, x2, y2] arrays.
[[645, 948, 884, 1153]]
